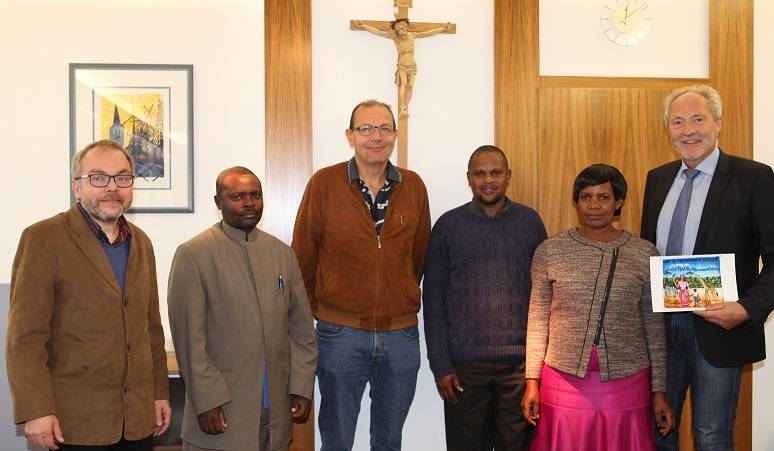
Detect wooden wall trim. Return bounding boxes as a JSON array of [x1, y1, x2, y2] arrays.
[[710, 0, 754, 156], [709, 4, 754, 450], [494, 0, 540, 209], [708, 1, 754, 449], [540, 76, 710, 89], [265, 0, 313, 245], [264, 0, 314, 449]]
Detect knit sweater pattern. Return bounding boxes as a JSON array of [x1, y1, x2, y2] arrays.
[[423, 201, 547, 380], [525, 228, 667, 392]]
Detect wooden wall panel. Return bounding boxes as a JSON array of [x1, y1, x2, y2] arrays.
[[710, 0, 754, 158], [265, 0, 313, 246], [707, 2, 754, 449], [265, 0, 314, 449], [495, 1, 754, 450], [536, 86, 677, 236], [494, 0, 540, 209]]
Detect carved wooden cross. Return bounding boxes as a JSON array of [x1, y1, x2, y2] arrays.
[[350, 0, 456, 168]]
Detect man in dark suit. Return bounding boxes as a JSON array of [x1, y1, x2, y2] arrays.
[[641, 85, 774, 450]]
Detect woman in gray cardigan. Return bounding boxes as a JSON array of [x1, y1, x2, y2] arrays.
[[521, 164, 674, 451]]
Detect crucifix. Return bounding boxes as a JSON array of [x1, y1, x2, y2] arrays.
[[351, 0, 456, 168]]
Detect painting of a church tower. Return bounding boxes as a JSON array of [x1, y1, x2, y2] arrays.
[[99, 93, 165, 179], [72, 63, 192, 211]]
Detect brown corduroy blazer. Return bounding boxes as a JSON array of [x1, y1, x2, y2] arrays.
[[6, 205, 169, 445]]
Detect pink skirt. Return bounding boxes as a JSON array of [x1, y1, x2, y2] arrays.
[[531, 347, 654, 451]]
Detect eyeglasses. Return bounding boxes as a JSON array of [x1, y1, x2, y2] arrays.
[[74, 174, 135, 188], [353, 124, 396, 136]]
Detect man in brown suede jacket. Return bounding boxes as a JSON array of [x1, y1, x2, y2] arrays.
[[292, 100, 431, 451], [6, 140, 170, 450]]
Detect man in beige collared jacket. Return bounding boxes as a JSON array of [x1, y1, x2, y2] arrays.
[[168, 167, 316, 451]]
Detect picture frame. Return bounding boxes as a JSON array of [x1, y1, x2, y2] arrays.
[[649, 254, 739, 312], [69, 63, 194, 213]]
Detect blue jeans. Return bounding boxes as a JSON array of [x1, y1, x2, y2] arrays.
[[316, 320, 420, 451], [655, 313, 742, 451]]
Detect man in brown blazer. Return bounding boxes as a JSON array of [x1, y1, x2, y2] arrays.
[[167, 167, 317, 451], [6, 140, 171, 450]]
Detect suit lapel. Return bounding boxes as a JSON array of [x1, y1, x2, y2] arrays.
[[647, 161, 682, 240], [66, 206, 122, 295], [123, 223, 140, 299], [695, 151, 731, 250]]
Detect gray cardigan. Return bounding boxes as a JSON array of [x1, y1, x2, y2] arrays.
[[525, 228, 666, 392]]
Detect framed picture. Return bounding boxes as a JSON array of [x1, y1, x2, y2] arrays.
[[69, 63, 194, 212], [649, 254, 739, 312]]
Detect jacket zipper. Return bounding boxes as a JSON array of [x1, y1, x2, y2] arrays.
[[372, 190, 394, 329], [593, 247, 619, 346], [370, 195, 386, 330], [353, 178, 395, 330]]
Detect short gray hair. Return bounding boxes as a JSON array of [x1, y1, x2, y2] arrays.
[[71, 140, 135, 178], [663, 85, 723, 128]]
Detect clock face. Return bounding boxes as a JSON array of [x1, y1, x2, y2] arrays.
[[600, 0, 652, 46]]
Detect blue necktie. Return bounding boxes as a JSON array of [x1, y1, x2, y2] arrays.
[[262, 367, 270, 408], [665, 168, 700, 256]]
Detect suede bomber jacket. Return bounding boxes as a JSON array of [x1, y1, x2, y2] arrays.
[[292, 161, 431, 331]]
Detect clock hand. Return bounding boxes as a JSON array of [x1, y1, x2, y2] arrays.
[[624, 3, 647, 21]]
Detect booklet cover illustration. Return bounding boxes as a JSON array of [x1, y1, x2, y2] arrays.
[[650, 254, 739, 312]]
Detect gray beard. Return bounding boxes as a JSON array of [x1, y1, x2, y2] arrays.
[[82, 202, 125, 224]]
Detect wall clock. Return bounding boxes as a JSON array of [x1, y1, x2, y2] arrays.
[[600, 0, 652, 46]]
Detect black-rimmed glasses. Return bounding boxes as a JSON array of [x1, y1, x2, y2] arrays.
[[74, 174, 135, 188], [353, 124, 396, 136]]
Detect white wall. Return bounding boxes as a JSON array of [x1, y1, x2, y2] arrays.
[[313, 0, 494, 222], [312, 0, 493, 449], [753, 0, 774, 449], [539, 0, 709, 78], [0, 0, 266, 353]]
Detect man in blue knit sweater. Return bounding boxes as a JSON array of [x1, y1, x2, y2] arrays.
[[422, 145, 546, 451]]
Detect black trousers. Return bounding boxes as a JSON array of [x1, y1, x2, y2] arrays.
[[57, 434, 153, 451], [444, 361, 533, 451]]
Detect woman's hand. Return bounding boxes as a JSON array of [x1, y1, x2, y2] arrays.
[[521, 379, 541, 426], [652, 391, 675, 437]]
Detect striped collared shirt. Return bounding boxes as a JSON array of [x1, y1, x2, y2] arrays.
[[77, 202, 132, 246], [347, 158, 402, 235]]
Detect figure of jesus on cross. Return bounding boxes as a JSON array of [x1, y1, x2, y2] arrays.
[[351, 1, 455, 167], [353, 18, 453, 118]]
